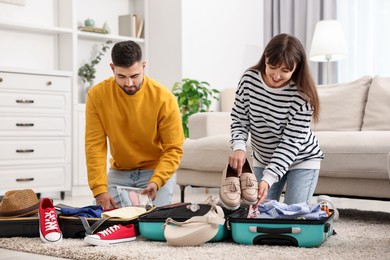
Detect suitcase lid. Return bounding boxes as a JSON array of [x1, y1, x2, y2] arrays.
[[139, 203, 213, 222]]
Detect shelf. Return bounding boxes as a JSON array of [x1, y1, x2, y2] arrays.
[[0, 19, 72, 35], [0, 0, 149, 195], [0, 66, 72, 77], [77, 30, 145, 43]]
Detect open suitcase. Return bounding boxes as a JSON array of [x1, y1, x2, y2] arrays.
[[0, 189, 40, 238], [0, 215, 39, 238], [56, 203, 154, 238], [0, 209, 145, 238], [227, 207, 335, 248], [138, 203, 230, 242], [58, 215, 141, 238]]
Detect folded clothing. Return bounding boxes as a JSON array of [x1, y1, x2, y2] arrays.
[[256, 200, 328, 220], [60, 205, 103, 218], [101, 207, 147, 219]]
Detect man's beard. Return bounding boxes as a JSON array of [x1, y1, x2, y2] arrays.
[[118, 82, 142, 95]]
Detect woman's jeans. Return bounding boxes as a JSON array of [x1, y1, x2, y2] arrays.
[[254, 167, 319, 204], [107, 169, 175, 207]]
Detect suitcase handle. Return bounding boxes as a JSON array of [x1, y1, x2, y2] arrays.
[[249, 226, 301, 234], [253, 234, 298, 246], [79, 216, 115, 235]]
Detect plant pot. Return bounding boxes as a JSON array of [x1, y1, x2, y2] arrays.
[[80, 81, 94, 103]]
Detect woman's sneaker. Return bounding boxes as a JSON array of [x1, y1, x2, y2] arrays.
[[317, 195, 339, 222], [84, 224, 136, 246], [39, 198, 62, 243]]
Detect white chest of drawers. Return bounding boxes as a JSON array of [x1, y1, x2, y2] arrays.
[[0, 69, 72, 198]]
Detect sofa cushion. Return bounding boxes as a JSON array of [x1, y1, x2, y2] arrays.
[[312, 76, 372, 131], [180, 135, 252, 172], [315, 131, 390, 180], [220, 88, 236, 112], [188, 112, 231, 139], [362, 75, 390, 130]]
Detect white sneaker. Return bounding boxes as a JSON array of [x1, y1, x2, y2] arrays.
[[317, 195, 339, 222]]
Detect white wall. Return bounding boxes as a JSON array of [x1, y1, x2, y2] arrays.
[[182, 0, 263, 90], [1, 0, 264, 95], [148, 0, 264, 94], [148, 0, 182, 90], [0, 0, 57, 70]]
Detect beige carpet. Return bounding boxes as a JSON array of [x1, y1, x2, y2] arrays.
[[0, 209, 389, 260]]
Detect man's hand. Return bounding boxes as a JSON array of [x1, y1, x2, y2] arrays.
[[141, 182, 158, 201], [95, 192, 119, 210]]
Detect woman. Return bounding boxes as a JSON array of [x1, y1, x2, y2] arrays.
[[229, 33, 323, 205]]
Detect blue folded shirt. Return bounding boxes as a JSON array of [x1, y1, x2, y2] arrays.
[[60, 205, 103, 218], [257, 200, 328, 220]]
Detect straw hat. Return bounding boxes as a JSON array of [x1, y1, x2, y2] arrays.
[[0, 189, 40, 218]]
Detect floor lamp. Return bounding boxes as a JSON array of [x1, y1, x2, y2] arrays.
[[309, 20, 348, 84]]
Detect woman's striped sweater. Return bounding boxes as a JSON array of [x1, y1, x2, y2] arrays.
[[230, 69, 324, 187]]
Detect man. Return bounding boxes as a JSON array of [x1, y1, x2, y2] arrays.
[[85, 40, 184, 209]]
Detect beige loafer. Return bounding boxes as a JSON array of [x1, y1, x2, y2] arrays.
[[219, 164, 241, 210], [240, 159, 258, 205]]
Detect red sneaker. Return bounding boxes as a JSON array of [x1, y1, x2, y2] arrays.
[[39, 198, 62, 243], [84, 224, 136, 246]]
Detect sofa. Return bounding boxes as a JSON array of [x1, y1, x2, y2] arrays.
[[176, 75, 390, 202]]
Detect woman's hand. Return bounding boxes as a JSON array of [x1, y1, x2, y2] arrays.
[[228, 150, 246, 176], [256, 180, 270, 204]]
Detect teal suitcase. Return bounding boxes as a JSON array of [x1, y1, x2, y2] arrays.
[[227, 207, 335, 247], [138, 203, 230, 242]]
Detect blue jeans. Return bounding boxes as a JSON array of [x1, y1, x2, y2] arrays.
[[107, 169, 175, 207], [254, 167, 319, 204]]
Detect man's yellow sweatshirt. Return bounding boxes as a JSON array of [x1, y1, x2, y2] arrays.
[[85, 75, 184, 197]]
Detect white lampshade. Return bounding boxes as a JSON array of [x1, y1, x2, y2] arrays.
[[309, 20, 348, 62]]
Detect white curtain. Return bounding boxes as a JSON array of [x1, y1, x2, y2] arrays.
[[337, 0, 390, 82], [264, 0, 337, 84]]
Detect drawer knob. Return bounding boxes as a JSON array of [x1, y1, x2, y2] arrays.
[[16, 149, 34, 153], [0, 77, 3, 83], [16, 99, 34, 104], [16, 123, 34, 127], [47, 81, 52, 86], [16, 178, 34, 182]]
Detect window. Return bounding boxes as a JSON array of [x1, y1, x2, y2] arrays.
[[337, 0, 390, 82]]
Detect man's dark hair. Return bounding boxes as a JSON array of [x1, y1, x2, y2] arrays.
[[111, 40, 142, 67]]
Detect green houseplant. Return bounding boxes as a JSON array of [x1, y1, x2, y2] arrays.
[[78, 40, 112, 85], [172, 78, 220, 138]]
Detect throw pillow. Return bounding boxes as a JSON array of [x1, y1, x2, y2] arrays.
[[362, 75, 390, 130], [311, 76, 372, 131]]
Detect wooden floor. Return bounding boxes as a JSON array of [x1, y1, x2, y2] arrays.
[[1, 186, 390, 259]]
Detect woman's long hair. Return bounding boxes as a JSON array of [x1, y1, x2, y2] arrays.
[[250, 34, 320, 122]]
